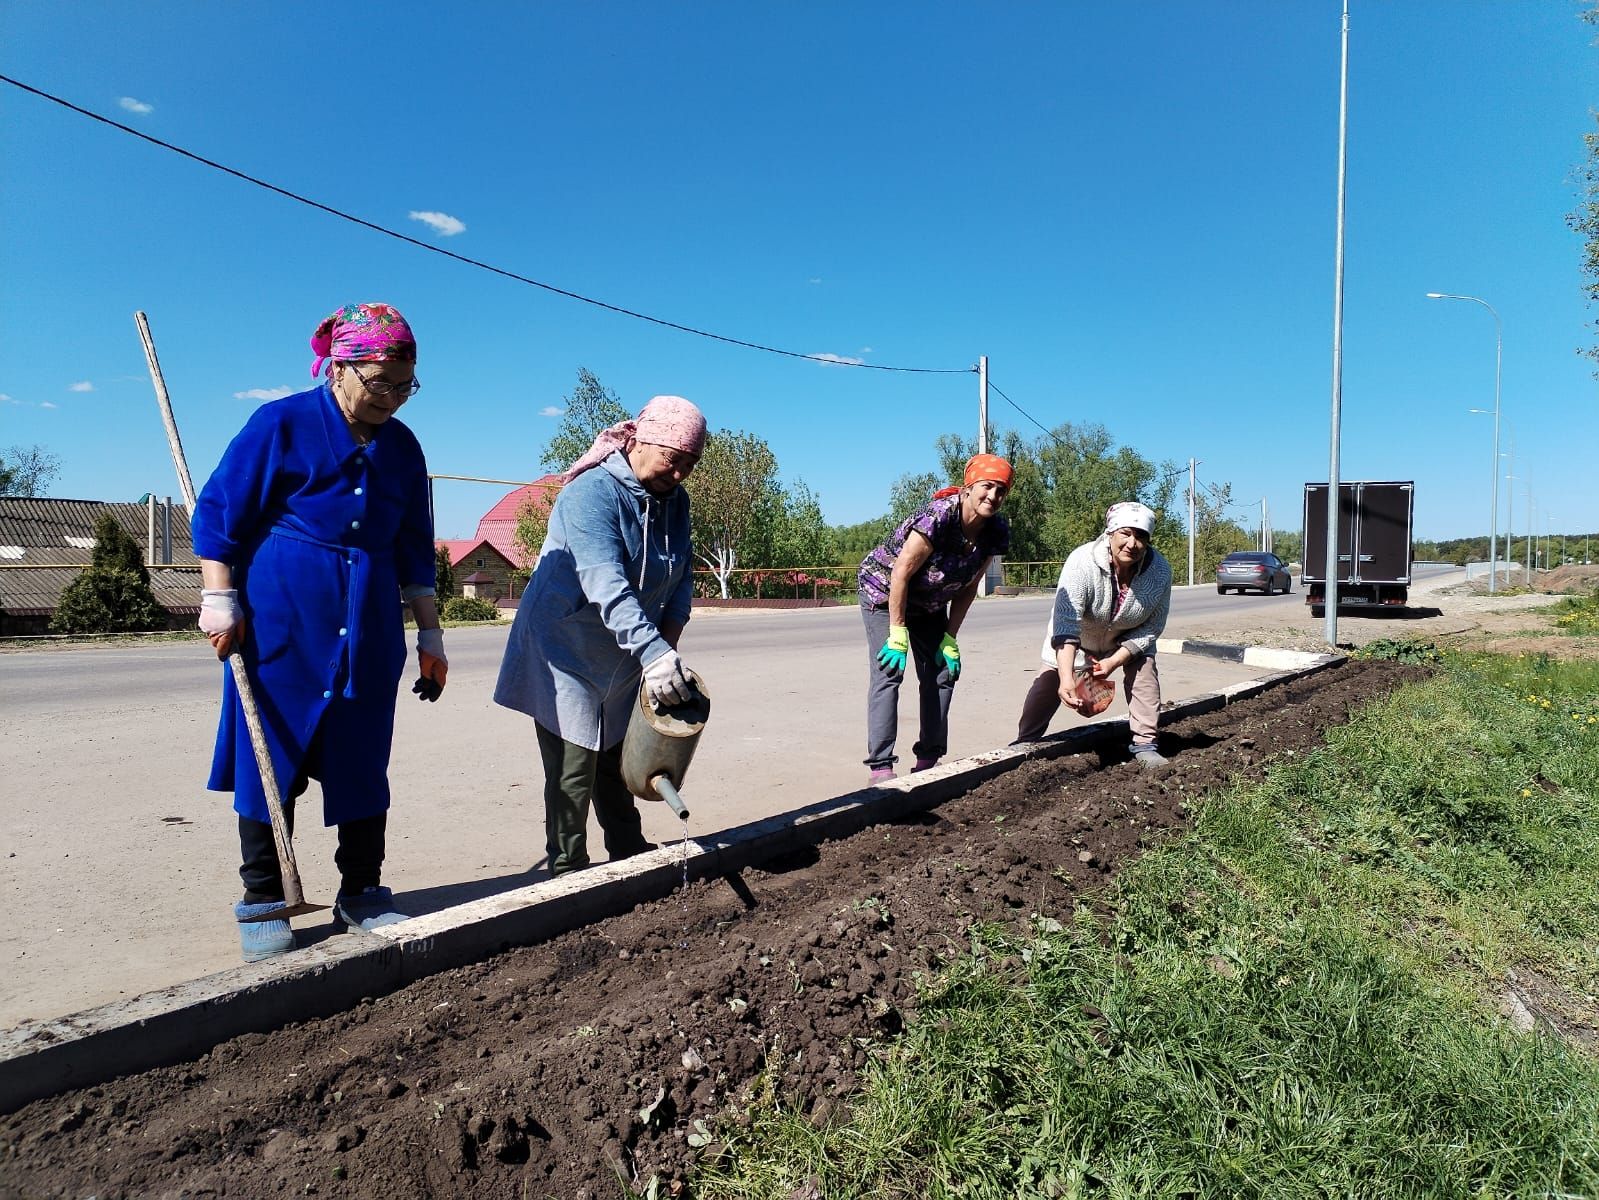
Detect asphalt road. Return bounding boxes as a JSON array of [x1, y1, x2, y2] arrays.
[[1, 581, 1305, 1026]]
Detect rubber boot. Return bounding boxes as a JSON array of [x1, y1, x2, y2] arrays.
[[335, 886, 408, 932], [1130, 742, 1171, 769], [235, 899, 294, 962]]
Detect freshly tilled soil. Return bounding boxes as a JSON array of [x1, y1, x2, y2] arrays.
[[0, 660, 1420, 1200]]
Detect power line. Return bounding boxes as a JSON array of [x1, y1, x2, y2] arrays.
[[0, 74, 973, 376], [986, 380, 1067, 447]]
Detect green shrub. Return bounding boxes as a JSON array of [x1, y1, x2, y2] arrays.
[[433, 544, 456, 599], [49, 516, 168, 633], [1352, 637, 1443, 664], [441, 595, 499, 622]]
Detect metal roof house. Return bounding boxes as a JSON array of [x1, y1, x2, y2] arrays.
[[0, 497, 200, 636]]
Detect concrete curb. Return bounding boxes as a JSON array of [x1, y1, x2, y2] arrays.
[[0, 648, 1342, 1115], [1156, 637, 1338, 673]]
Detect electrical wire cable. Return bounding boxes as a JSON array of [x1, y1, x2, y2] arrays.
[[0, 74, 973, 376], [986, 380, 1068, 447]]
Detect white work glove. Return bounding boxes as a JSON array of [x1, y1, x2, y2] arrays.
[[643, 649, 694, 707], [199, 588, 245, 659]]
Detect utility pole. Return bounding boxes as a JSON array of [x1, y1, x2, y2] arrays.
[[1323, 0, 1351, 646], [977, 355, 992, 596], [1187, 458, 1198, 587], [977, 355, 989, 455]]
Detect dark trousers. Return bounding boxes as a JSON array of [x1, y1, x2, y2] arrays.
[[861, 604, 955, 769], [535, 722, 652, 876], [237, 724, 386, 902]]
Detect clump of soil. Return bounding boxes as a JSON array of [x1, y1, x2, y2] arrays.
[[0, 661, 1421, 1200]]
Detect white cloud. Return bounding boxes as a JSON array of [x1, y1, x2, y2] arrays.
[[539, 406, 565, 417], [68, 381, 94, 392], [119, 96, 154, 115], [809, 352, 864, 367], [860, 346, 873, 354], [808, 277, 822, 285], [409, 210, 466, 237], [0, 394, 13, 404], [234, 386, 293, 401], [39, 401, 57, 409]]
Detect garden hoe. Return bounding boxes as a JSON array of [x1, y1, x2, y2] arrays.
[[135, 310, 329, 923]]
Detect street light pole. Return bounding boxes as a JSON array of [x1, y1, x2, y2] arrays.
[[1428, 291, 1503, 591], [1469, 410, 1514, 576], [1324, 0, 1351, 646], [1527, 492, 1536, 575]]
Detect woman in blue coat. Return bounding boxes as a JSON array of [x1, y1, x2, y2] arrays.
[[192, 303, 446, 961], [495, 396, 705, 876]]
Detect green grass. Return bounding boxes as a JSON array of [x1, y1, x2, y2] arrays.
[[689, 652, 1599, 1199]]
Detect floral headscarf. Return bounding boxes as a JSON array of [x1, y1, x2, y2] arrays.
[[309, 303, 417, 377]]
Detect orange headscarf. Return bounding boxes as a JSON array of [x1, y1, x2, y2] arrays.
[[963, 453, 1013, 488], [933, 453, 1014, 499]]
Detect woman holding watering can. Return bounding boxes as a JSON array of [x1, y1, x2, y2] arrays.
[[192, 302, 445, 962], [495, 396, 706, 876], [1015, 501, 1173, 767], [858, 454, 1012, 782]]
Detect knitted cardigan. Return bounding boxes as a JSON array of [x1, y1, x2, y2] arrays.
[[1044, 534, 1172, 662]]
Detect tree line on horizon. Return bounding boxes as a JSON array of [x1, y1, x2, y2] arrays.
[[509, 369, 1273, 598]]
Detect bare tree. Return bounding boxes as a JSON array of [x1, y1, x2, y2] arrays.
[[0, 444, 62, 496]]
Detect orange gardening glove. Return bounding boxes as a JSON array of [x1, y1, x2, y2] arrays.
[[413, 628, 447, 702]]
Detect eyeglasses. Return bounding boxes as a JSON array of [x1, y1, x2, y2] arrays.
[[347, 362, 422, 399]]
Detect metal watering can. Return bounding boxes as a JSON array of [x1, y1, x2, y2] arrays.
[[620, 669, 710, 822]]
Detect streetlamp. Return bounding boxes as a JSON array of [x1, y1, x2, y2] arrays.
[[1468, 410, 1514, 571], [1428, 292, 1503, 591]]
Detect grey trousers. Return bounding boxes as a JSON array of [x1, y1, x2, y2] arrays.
[[535, 723, 652, 875], [1016, 653, 1162, 745], [862, 605, 955, 770]]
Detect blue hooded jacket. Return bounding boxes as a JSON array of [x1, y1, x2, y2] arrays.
[[494, 450, 693, 750]]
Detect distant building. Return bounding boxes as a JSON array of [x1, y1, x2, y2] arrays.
[[0, 497, 199, 636], [438, 476, 562, 606]]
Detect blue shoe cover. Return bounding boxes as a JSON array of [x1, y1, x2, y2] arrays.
[[335, 886, 408, 932], [235, 899, 294, 962]]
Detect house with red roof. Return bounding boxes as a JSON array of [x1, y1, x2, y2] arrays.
[[437, 475, 563, 605]]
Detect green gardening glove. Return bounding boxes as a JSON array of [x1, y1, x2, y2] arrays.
[[938, 633, 962, 681], [876, 625, 909, 677]]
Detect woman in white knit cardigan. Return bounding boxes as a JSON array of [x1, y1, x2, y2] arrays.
[[1015, 501, 1174, 767]]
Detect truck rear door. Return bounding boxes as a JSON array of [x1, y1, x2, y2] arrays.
[[1303, 484, 1358, 584], [1354, 483, 1413, 583]]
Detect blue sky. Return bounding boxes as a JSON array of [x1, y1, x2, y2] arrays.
[[3, 2, 1596, 547]]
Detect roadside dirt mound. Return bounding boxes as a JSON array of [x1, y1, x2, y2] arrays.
[[1542, 564, 1599, 595], [0, 661, 1422, 1200]]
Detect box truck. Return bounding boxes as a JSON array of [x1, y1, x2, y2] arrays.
[[1301, 481, 1414, 616]]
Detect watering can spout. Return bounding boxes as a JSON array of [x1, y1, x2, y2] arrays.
[[621, 669, 710, 814], [653, 775, 690, 821]]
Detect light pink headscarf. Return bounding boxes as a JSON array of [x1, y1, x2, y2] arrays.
[[309, 302, 417, 378], [562, 395, 707, 483]]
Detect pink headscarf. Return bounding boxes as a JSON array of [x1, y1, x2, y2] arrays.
[[562, 395, 707, 483], [309, 303, 417, 378]]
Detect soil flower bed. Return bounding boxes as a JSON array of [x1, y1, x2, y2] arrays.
[[6, 657, 1591, 1198]]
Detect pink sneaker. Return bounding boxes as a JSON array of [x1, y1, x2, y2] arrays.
[[868, 767, 895, 783], [912, 757, 940, 772]]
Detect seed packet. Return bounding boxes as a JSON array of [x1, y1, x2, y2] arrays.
[[1072, 653, 1116, 715]]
